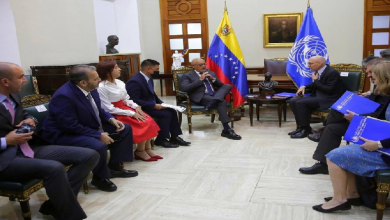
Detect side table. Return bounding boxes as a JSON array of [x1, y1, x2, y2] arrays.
[[247, 96, 288, 127]]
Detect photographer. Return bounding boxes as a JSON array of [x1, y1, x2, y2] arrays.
[[0, 62, 99, 220]]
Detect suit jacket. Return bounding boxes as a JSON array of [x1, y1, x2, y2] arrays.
[[40, 82, 113, 145], [305, 65, 346, 109], [180, 70, 225, 103], [125, 72, 162, 112], [0, 94, 33, 172]]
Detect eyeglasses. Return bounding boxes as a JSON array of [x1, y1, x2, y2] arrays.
[[195, 63, 206, 66]]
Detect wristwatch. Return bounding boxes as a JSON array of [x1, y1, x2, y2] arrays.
[[28, 116, 38, 126]]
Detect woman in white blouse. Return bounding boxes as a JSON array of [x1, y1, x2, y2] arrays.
[[97, 60, 161, 162]]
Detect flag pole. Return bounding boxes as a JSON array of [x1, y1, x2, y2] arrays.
[[224, 1, 227, 12], [307, 0, 310, 7]]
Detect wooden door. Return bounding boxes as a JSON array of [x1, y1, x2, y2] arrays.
[[363, 0, 390, 91], [160, 0, 209, 95]]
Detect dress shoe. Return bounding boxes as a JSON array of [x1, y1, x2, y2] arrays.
[[152, 155, 163, 159], [299, 162, 329, 174], [91, 178, 117, 192], [221, 129, 242, 140], [290, 129, 312, 138], [154, 138, 179, 148], [170, 136, 191, 146], [39, 200, 61, 219], [313, 126, 325, 134], [312, 201, 351, 213], [324, 197, 362, 206], [110, 169, 138, 178], [288, 127, 302, 135], [308, 132, 322, 142]]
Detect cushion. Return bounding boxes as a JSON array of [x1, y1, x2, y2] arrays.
[[264, 59, 287, 76], [377, 169, 390, 183], [340, 71, 362, 93], [24, 102, 50, 132], [19, 75, 35, 98], [0, 179, 42, 191]]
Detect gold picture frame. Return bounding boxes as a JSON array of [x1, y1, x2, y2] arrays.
[[263, 13, 303, 48]]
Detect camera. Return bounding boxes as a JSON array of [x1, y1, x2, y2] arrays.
[[16, 123, 36, 134]]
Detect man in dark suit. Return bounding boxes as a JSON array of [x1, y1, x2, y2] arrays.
[[299, 58, 390, 174], [0, 62, 99, 220], [41, 65, 137, 192], [126, 59, 190, 148], [180, 58, 241, 140], [288, 56, 345, 138]]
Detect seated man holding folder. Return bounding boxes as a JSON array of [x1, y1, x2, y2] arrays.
[[288, 56, 345, 139], [312, 104, 390, 213], [299, 58, 390, 175]]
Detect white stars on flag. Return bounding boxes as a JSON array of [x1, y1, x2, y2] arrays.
[[209, 53, 240, 81]]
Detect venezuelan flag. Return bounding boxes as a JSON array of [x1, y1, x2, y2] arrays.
[[206, 10, 248, 108]]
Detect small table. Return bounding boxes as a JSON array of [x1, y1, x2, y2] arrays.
[[152, 73, 173, 96], [247, 96, 288, 127]]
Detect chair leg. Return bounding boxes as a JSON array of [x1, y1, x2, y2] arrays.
[[151, 138, 155, 150], [188, 115, 192, 134], [19, 198, 31, 220], [211, 114, 215, 123], [377, 183, 389, 220], [240, 105, 245, 117], [83, 180, 89, 194], [178, 112, 182, 126]]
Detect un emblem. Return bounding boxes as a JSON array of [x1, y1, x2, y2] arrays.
[[288, 35, 329, 78], [352, 136, 359, 143]]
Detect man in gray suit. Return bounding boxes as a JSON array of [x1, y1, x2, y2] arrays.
[[0, 62, 99, 220], [180, 58, 241, 140]]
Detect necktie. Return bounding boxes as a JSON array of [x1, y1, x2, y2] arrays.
[[204, 78, 214, 96], [4, 97, 34, 158], [87, 93, 104, 132], [148, 79, 154, 93]]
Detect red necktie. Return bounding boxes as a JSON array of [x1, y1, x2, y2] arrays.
[[4, 97, 34, 158]]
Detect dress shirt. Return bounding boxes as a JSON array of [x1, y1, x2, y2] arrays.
[[0, 94, 16, 150], [98, 79, 139, 117], [76, 86, 114, 122], [194, 70, 216, 93], [139, 71, 153, 86]]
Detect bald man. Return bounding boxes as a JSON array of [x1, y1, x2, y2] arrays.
[[180, 58, 241, 140], [288, 56, 345, 139], [0, 62, 99, 219]]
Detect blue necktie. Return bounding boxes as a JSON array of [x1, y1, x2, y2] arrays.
[[204, 78, 214, 96], [148, 79, 154, 93]]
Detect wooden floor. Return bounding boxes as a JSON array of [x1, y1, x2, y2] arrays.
[[0, 96, 388, 220]]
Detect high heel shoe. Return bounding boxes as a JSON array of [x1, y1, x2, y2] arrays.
[[145, 148, 163, 159], [134, 150, 158, 162]]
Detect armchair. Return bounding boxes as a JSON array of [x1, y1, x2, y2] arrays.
[[172, 67, 234, 134]]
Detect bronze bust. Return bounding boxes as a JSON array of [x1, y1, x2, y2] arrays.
[[259, 72, 278, 91], [106, 35, 119, 54]]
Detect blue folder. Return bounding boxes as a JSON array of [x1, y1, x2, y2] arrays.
[[273, 92, 310, 97], [331, 91, 380, 115], [344, 115, 390, 145]]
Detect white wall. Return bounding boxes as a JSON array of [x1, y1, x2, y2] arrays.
[[138, 0, 364, 69], [0, 0, 21, 65], [94, 0, 141, 55], [9, 0, 99, 74]]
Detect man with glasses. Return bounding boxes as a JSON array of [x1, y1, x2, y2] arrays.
[[288, 56, 345, 139], [180, 58, 241, 140], [126, 59, 190, 148]]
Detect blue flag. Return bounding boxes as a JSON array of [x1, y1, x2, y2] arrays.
[[287, 7, 330, 88]]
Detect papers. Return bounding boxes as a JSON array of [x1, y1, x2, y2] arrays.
[[340, 72, 349, 77], [161, 103, 186, 112], [273, 92, 311, 97], [331, 91, 380, 115], [377, 148, 390, 157], [344, 115, 390, 145], [35, 104, 47, 112]]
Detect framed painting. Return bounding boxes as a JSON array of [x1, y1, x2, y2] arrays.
[[263, 13, 303, 48]]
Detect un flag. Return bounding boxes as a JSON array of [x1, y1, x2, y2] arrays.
[[287, 7, 329, 88]]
